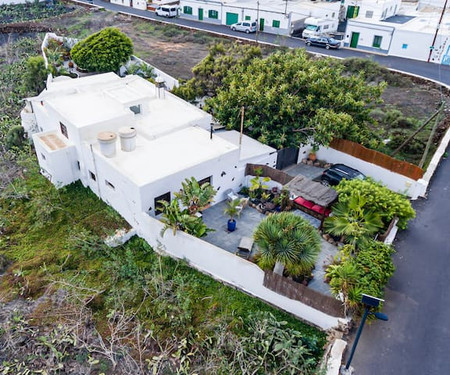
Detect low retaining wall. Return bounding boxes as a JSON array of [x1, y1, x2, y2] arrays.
[[263, 271, 345, 318], [134, 211, 346, 330]]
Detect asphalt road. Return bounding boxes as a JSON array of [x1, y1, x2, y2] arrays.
[[87, 0, 450, 86], [348, 153, 450, 375]]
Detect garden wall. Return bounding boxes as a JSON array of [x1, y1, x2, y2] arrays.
[[133, 211, 346, 330]]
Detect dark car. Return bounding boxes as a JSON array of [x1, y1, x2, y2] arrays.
[[305, 36, 341, 49], [321, 164, 365, 186]]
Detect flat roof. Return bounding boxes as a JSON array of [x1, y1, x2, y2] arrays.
[[351, 4, 450, 35], [38, 73, 210, 135], [215, 130, 276, 161], [36, 131, 70, 151], [95, 126, 239, 187]]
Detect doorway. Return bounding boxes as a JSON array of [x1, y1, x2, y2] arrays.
[[350, 32, 360, 48]]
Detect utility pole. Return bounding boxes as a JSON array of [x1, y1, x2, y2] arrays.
[[256, 1, 260, 43], [419, 101, 445, 168], [427, 0, 449, 62]]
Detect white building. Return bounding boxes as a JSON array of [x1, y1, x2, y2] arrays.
[[176, 0, 341, 35], [110, 0, 148, 11], [343, 0, 450, 64], [21, 73, 276, 226]]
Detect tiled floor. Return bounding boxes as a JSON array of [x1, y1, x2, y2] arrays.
[[201, 199, 338, 296]]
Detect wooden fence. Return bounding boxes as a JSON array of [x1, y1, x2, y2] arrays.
[[330, 139, 424, 180], [263, 271, 346, 318], [245, 164, 294, 185]]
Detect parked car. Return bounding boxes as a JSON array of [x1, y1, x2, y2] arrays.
[[321, 164, 365, 186], [155, 6, 178, 18], [305, 36, 341, 49], [230, 21, 257, 34]]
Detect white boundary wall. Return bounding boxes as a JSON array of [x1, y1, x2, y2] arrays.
[[133, 211, 345, 331]]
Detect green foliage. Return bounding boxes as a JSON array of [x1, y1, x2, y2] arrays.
[[23, 55, 49, 95], [254, 212, 321, 276], [0, 1, 71, 24], [174, 176, 216, 214], [158, 199, 213, 237], [323, 192, 384, 248], [223, 198, 241, 221], [71, 27, 133, 73], [249, 167, 271, 199], [326, 241, 395, 313], [335, 178, 416, 229], [5, 125, 25, 149], [125, 61, 156, 78], [171, 42, 262, 101], [207, 49, 385, 149]]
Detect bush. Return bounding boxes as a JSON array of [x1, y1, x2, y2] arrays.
[[326, 240, 395, 313], [23, 55, 49, 94], [71, 27, 133, 73], [335, 178, 415, 229]]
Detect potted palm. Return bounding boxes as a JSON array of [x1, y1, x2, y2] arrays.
[[224, 199, 241, 232]]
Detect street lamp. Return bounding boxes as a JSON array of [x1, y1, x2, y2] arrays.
[[341, 294, 389, 374]]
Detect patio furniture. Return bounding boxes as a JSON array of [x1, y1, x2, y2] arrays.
[[235, 236, 254, 259], [225, 189, 239, 202]]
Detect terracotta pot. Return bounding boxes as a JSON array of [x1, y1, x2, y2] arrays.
[[309, 152, 317, 161]]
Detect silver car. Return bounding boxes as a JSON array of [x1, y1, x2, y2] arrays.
[[230, 21, 257, 34]]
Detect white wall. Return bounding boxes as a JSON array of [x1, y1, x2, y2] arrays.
[[345, 21, 394, 52], [389, 29, 433, 62], [298, 144, 420, 197], [134, 211, 344, 330], [32, 133, 79, 187], [139, 147, 243, 215]]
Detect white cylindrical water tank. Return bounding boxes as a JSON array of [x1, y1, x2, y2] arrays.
[[97, 131, 117, 158], [118, 126, 137, 152]]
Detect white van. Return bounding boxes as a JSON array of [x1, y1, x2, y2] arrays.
[[155, 6, 178, 18], [302, 17, 337, 38]]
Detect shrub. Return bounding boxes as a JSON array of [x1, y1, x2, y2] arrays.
[[326, 241, 395, 313], [335, 178, 415, 229], [71, 27, 133, 73], [23, 56, 49, 94]]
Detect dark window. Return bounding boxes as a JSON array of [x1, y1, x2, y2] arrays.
[[198, 176, 212, 186], [373, 35, 382, 48], [208, 10, 218, 19], [41, 153, 46, 160], [129, 105, 141, 114], [60, 122, 68, 138], [183, 6, 192, 15], [77, 161, 80, 170], [272, 20, 280, 28], [155, 192, 171, 215], [105, 180, 115, 190], [245, 15, 251, 20], [89, 171, 96, 181]]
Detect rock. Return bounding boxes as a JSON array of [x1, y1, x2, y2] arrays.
[[307, 160, 313, 166], [328, 238, 335, 244], [301, 158, 308, 164], [313, 161, 321, 167], [323, 233, 330, 241], [324, 163, 332, 168]]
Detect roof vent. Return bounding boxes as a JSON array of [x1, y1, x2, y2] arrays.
[[97, 131, 117, 158], [119, 126, 137, 152], [155, 76, 165, 99]]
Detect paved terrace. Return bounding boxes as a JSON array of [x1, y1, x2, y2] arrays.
[[201, 198, 338, 295]]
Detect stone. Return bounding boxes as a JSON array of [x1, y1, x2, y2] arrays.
[[307, 160, 313, 166], [301, 158, 308, 164], [314, 161, 321, 167]]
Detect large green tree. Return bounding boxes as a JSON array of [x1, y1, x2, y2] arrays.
[[207, 49, 385, 149], [71, 27, 133, 73]]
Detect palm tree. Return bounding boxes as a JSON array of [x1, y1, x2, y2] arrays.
[[174, 177, 216, 215], [253, 212, 321, 277], [323, 192, 384, 249]]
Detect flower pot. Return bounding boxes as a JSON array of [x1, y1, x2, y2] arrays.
[[308, 152, 317, 161], [227, 219, 236, 232]]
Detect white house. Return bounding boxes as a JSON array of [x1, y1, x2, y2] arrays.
[[176, 0, 341, 35], [110, 0, 148, 11], [343, 0, 450, 64], [21, 73, 276, 226]]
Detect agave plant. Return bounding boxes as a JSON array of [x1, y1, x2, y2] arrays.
[[323, 192, 384, 249], [253, 212, 321, 277]]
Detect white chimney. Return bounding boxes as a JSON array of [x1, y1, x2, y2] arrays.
[[97, 131, 117, 158], [119, 126, 137, 152], [155, 76, 165, 99]]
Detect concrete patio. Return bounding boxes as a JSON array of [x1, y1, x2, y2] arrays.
[[200, 198, 338, 295]]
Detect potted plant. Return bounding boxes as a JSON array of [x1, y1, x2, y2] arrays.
[[309, 144, 319, 161], [224, 199, 241, 232]]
